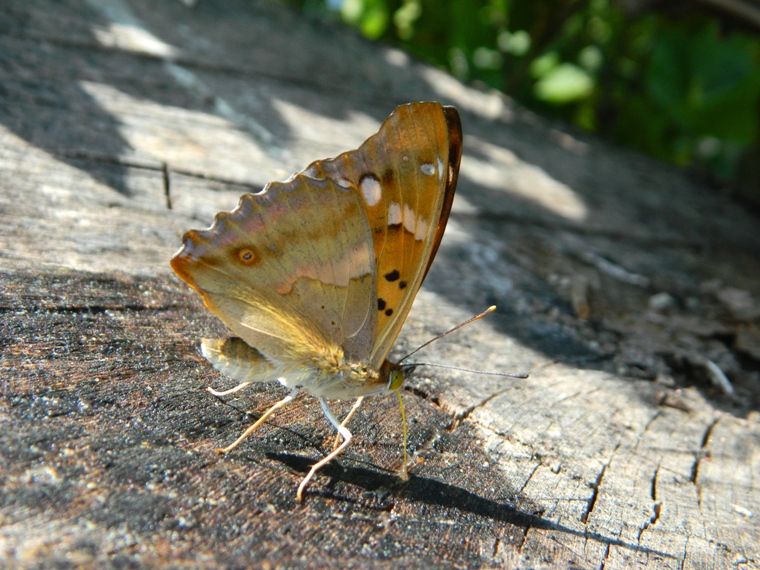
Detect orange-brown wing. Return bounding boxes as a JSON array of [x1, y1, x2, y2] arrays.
[[304, 102, 462, 367], [171, 175, 377, 367]]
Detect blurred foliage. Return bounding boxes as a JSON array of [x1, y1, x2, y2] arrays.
[[289, 0, 760, 184]]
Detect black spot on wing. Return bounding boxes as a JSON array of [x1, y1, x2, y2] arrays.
[[359, 173, 380, 185], [378, 298, 386, 311], [384, 270, 400, 282]]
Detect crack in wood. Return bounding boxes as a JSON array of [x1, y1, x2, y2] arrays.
[[452, 384, 514, 424], [699, 416, 721, 449], [581, 461, 607, 524], [679, 536, 689, 570], [651, 502, 662, 525], [638, 463, 662, 542], [54, 149, 263, 191], [54, 149, 159, 169], [444, 368, 563, 428], [0, 304, 180, 314], [162, 162, 172, 210], [516, 526, 529, 552], [581, 441, 622, 529], [402, 384, 441, 408], [515, 463, 540, 496], [691, 415, 722, 485], [600, 542, 611, 569], [633, 410, 662, 453]]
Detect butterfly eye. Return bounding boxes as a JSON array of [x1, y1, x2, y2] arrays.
[[388, 367, 405, 391]]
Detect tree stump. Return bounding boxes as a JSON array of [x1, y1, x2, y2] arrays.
[[1, 1, 758, 568]]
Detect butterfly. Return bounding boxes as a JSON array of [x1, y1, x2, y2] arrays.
[[171, 102, 462, 500]]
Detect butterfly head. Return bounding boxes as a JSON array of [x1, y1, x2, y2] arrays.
[[382, 360, 418, 392]]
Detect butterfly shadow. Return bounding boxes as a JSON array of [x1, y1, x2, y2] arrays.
[[267, 451, 673, 560]]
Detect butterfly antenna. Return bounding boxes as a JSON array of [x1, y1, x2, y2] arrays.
[[409, 363, 527, 379], [399, 305, 497, 364]]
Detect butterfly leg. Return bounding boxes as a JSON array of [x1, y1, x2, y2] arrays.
[[332, 396, 364, 451], [216, 388, 297, 455], [208, 382, 252, 397], [297, 397, 352, 502]]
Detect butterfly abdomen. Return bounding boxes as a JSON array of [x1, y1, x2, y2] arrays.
[[201, 337, 274, 383]]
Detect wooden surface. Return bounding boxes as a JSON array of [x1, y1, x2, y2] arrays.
[[1, 1, 759, 568]]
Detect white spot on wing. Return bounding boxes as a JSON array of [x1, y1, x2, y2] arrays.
[[415, 217, 428, 240], [420, 163, 435, 176], [336, 177, 352, 188], [360, 176, 382, 206], [403, 205, 416, 234], [437, 157, 444, 179], [389, 204, 430, 239], [388, 202, 402, 225]]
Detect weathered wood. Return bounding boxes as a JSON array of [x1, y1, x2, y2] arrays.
[[1, 0, 758, 568]]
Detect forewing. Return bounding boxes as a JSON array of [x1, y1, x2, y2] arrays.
[[305, 102, 462, 367]]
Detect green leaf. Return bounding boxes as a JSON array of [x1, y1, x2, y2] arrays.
[[645, 22, 760, 143], [534, 63, 594, 104], [341, 0, 389, 39], [530, 51, 560, 79]]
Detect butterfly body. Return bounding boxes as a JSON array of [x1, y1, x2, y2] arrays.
[[171, 102, 462, 499], [200, 336, 396, 400]]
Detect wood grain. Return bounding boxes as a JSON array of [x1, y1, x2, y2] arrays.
[[1, 0, 758, 568]]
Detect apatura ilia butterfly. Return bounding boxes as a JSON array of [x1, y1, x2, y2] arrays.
[[171, 102, 462, 500]]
